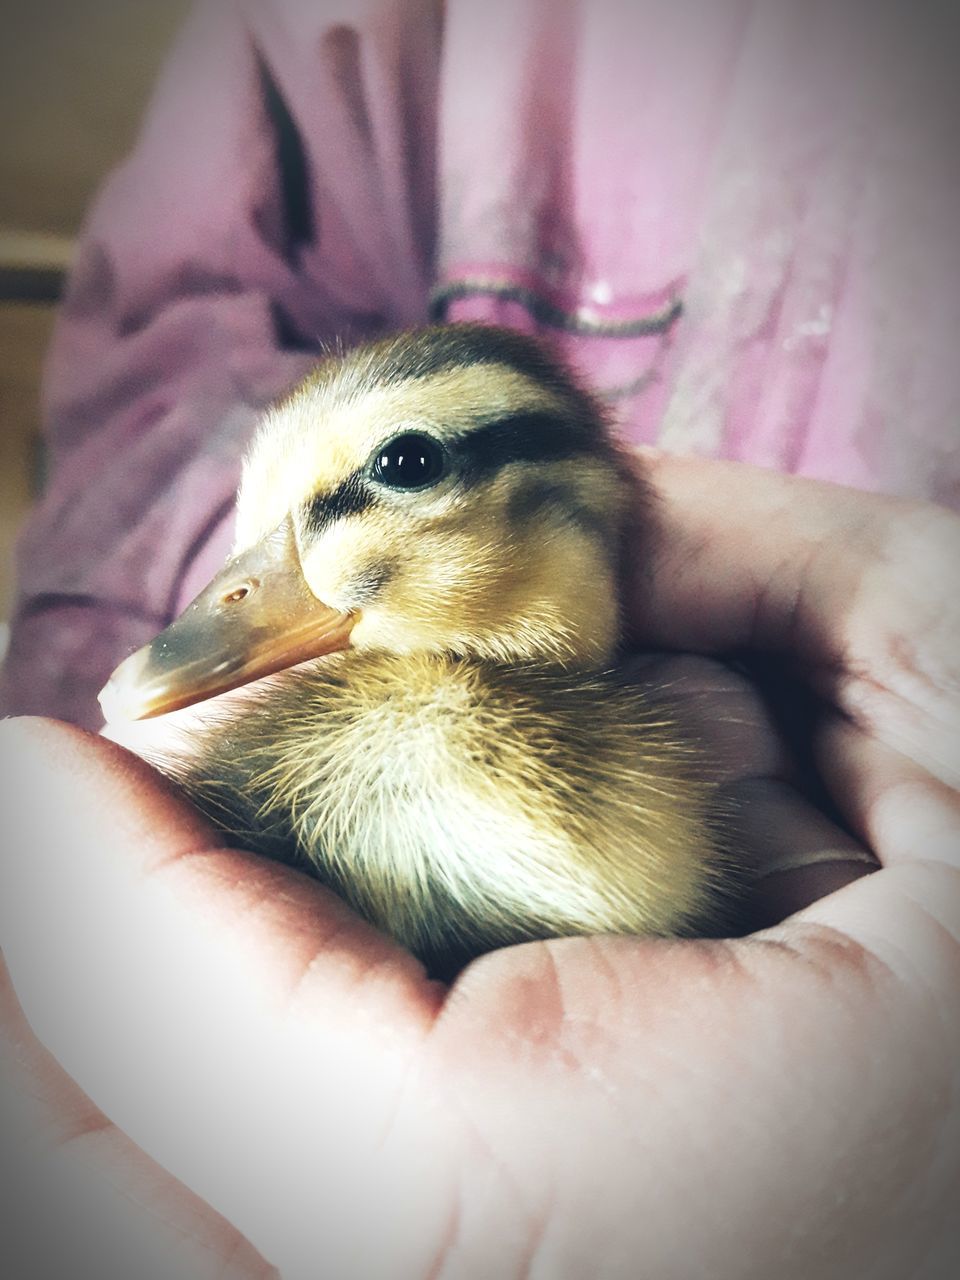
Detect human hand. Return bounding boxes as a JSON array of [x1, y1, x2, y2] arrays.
[[1, 458, 957, 1278]]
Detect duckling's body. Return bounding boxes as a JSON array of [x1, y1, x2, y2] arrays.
[[102, 324, 736, 974], [161, 652, 728, 973]]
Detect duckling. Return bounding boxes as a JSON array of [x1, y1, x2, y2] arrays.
[[100, 324, 736, 976]]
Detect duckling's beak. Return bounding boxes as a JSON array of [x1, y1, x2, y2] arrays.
[[99, 516, 357, 722]]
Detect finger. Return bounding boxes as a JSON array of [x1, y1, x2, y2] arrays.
[[782, 717, 960, 966], [618, 658, 880, 928], [817, 714, 960, 871], [0, 957, 273, 1279], [630, 453, 934, 653], [719, 777, 877, 930], [629, 454, 960, 785], [0, 717, 446, 1271], [731, 713, 960, 975], [619, 653, 792, 784]]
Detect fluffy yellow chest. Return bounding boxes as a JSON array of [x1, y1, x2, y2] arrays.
[[161, 652, 726, 974]]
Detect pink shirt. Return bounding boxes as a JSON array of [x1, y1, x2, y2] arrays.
[[4, 0, 959, 727]]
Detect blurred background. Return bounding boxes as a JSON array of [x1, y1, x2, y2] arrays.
[[0, 0, 190, 625]]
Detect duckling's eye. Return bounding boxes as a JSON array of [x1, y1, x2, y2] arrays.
[[369, 433, 446, 490]]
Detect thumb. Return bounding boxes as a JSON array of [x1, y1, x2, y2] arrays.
[[0, 717, 444, 1267]]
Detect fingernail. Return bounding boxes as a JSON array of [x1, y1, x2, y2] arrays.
[[757, 846, 878, 879]]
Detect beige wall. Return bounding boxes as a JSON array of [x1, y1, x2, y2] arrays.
[[0, 1, 189, 619], [1, 1, 189, 239]]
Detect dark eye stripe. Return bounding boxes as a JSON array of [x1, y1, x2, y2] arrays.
[[301, 410, 595, 534], [455, 411, 593, 483], [303, 471, 373, 534]]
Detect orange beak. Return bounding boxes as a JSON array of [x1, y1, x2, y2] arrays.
[[98, 516, 356, 722]]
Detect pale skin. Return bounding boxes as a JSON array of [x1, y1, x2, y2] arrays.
[[1, 455, 958, 1279]]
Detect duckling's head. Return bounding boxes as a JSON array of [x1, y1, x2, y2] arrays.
[[101, 325, 636, 721]]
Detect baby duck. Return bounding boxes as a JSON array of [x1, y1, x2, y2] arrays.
[[101, 324, 734, 975]]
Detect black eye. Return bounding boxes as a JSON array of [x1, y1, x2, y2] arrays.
[[370, 433, 446, 490]]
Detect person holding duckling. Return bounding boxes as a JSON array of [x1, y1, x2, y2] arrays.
[[1, 2, 958, 1277]]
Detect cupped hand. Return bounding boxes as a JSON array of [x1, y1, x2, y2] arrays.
[[2, 457, 958, 1279]]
